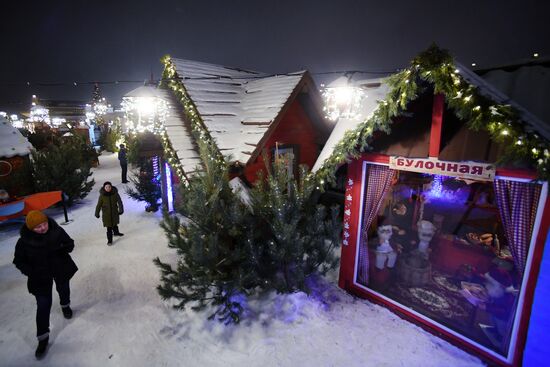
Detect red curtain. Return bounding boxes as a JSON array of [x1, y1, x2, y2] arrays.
[[357, 165, 396, 284], [494, 180, 542, 275]]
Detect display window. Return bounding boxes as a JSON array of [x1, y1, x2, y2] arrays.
[[353, 163, 544, 361]]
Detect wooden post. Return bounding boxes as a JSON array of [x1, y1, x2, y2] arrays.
[[429, 93, 445, 158]]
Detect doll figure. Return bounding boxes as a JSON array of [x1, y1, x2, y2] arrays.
[[417, 220, 436, 255], [375, 224, 398, 270]]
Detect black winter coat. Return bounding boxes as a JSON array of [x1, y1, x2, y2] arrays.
[[95, 186, 124, 228], [13, 218, 78, 295]]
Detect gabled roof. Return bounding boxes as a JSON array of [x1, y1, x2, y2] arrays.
[[312, 79, 389, 172], [457, 62, 550, 140], [313, 46, 550, 182], [0, 116, 33, 158], [169, 58, 316, 164], [477, 61, 550, 129], [156, 89, 202, 175]]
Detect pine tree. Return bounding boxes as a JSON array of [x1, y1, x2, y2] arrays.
[[126, 157, 162, 212], [153, 142, 262, 323], [91, 83, 106, 127], [31, 137, 95, 205], [92, 83, 101, 104], [100, 119, 122, 152], [250, 156, 342, 293]]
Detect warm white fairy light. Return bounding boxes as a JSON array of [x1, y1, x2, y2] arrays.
[[50, 117, 66, 127], [322, 76, 365, 121], [93, 99, 109, 116], [30, 105, 50, 124], [9, 114, 24, 128], [122, 93, 168, 134]]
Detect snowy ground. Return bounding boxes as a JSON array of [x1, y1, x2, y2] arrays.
[[0, 153, 485, 367]]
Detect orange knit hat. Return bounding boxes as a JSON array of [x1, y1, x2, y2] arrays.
[[26, 210, 48, 230]]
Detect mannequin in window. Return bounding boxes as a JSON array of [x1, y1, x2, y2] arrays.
[[416, 220, 437, 257]]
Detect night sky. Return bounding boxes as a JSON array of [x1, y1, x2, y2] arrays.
[[1, 0, 548, 113]]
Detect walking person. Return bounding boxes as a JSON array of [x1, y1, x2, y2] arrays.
[[95, 181, 124, 245], [118, 144, 129, 183], [13, 210, 78, 359]]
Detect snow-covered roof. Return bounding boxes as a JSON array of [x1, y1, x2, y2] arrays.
[[170, 58, 306, 163], [312, 80, 389, 172], [457, 62, 550, 141], [157, 89, 202, 175], [312, 62, 550, 173], [0, 116, 33, 158], [478, 62, 550, 129], [124, 85, 164, 99]]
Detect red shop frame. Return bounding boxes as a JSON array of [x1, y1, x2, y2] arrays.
[[338, 153, 550, 367]]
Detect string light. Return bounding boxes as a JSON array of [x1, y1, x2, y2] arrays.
[[321, 75, 365, 121], [122, 92, 168, 134], [314, 45, 550, 185]]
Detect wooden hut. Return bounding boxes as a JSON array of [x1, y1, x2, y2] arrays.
[[313, 46, 549, 367]]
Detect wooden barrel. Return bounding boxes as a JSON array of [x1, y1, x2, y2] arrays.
[[398, 253, 432, 286]]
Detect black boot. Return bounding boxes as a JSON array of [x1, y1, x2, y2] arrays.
[[113, 226, 124, 236], [62, 305, 73, 319], [107, 230, 113, 245], [35, 337, 49, 359]]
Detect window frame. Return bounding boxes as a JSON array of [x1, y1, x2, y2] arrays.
[[350, 159, 548, 365]]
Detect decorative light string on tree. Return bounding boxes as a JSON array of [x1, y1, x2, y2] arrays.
[[160, 55, 227, 182], [314, 45, 550, 186]]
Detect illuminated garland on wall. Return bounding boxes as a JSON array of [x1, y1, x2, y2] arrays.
[[159, 55, 227, 183], [315, 45, 550, 184]]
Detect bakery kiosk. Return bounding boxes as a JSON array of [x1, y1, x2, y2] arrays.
[[321, 47, 550, 366]]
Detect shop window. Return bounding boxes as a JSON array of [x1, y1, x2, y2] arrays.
[[355, 165, 543, 359]]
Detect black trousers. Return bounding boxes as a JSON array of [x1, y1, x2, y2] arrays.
[[120, 162, 128, 183], [35, 278, 70, 339]]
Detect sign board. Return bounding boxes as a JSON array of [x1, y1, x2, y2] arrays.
[[389, 156, 495, 181]]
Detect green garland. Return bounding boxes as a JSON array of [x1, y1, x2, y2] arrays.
[[159, 55, 227, 182], [315, 45, 550, 185]]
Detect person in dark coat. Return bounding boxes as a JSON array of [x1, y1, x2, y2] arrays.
[[118, 144, 128, 183], [13, 210, 78, 359], [95, 181, 124, 245]]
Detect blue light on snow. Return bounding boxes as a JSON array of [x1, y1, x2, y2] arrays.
[[165, 162, 173, 212]]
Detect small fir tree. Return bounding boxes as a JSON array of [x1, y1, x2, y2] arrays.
[[153, 142, 262, 323], [31, 139, 95, 205], [92, 83, 101, 104], [126, 157, 162, 212], [250, 155, 342, 293], [100, 119, 122, 152]]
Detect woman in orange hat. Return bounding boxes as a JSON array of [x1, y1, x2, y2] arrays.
[[12, 210, 78, 359]]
